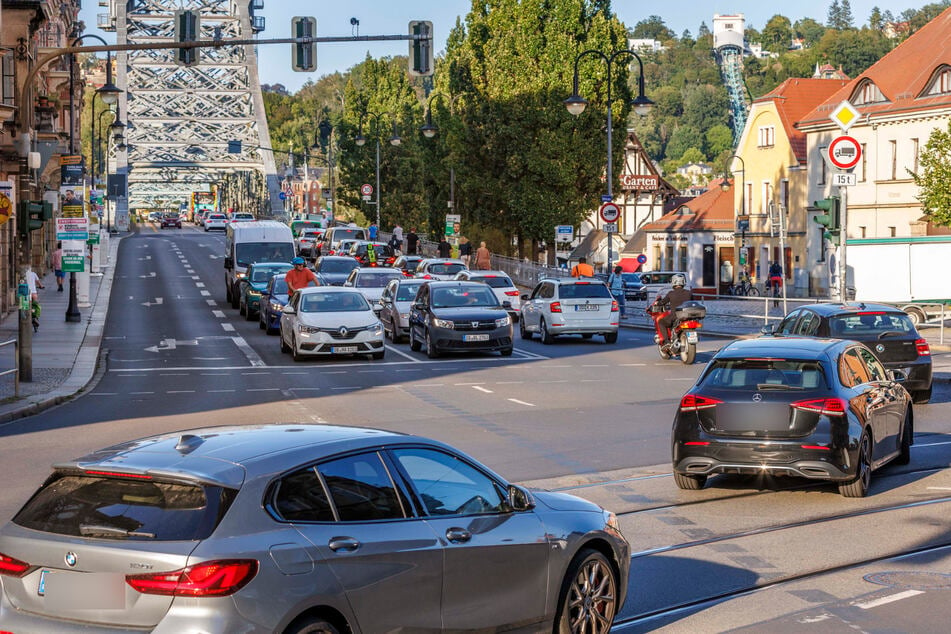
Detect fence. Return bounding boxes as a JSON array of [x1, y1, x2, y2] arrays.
[[0, 339, 19, 397]]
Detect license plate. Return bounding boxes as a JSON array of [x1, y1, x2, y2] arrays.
[[574, 305, 599, 311], [332, 346, 359, 353], [686, 331, 698, 343], [464, 334, 490, 342], [39, 571, 125, 609]]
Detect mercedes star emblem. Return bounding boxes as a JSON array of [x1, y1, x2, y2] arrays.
[[752, 393, 763, 402]]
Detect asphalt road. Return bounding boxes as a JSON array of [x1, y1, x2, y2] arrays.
[[2, 223, 951, 632]]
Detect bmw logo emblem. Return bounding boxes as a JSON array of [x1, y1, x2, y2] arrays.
[[64, 552, 77, 567], [875, 344, 885, 353], [752, 393, 763, 402]]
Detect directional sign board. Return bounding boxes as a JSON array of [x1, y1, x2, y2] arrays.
[[555, 225, 574, 242], [828, 135, 861, 170], [599, 201, 620, 223]]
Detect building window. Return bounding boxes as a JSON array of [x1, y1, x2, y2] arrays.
[[912, 138, 919, 175], [818, 148, 827, 185], [761, 182, 771, 214], [653, 245, 662, 269], [925, 67, 951, 96], [889, 226, 896, 237], [757, 126, 775, 147], [745, 182, 752, 215], [854, 80, 885, 105], [1, 53, 14, 107], [678, 245, 688, 272], [780, 180, 789, 213], [859, 226, 867, 238], [860, 143, 867, 182], [665, 245, 674, 269], [890, 140, 897, 180]]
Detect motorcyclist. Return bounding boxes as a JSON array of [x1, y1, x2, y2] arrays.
[[652, 274, 692, 346]]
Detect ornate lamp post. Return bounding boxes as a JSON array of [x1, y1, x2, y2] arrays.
[[565, 48, 653, 273], [721, 154, 748, 279], [419, 92, 460, 215], [355, 112, 400, 229]]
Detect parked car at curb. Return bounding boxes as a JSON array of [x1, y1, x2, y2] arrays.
[[280, 286, 385, 361], [672, 337, 913, 497], [520, 278, 619, 344], [0, 423, 629, 633], [409, 281, 514, 358]]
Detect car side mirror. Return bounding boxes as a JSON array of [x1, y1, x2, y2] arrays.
[[507, 485, 535, 512], [888, 369, 908, 383], [224, 257, 234, 269], [761, 324, 776, 335], [372, 304, 383, 314], [502, 300, 512, 309], [282, 305, 296, 315], [520, 294, 529, 301]]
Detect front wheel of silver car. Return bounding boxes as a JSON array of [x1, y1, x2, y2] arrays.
[[555, 548, 618, 634], [839, 433, 872, 498]]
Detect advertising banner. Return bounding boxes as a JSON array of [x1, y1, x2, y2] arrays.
[[62, 240, 85, 273], [56, 217, 89, 241], [60, 185, 85, 219], [0, 180, 14, 227], [59, 155, 85, 186]]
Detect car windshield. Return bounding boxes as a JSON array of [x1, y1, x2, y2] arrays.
[[432, 287, 500, 308], [292, 222, 320, 236], [320, 259, 359, 273], [828, 312, 914, 337], [250, 264, 291, 283], [396, 283, 424, 301], [639, 273, 677, 285], [334, 229, 365, 241], [356, 272, 402, 288], [400, 259, 422, 273], [429, 263, 466, 275], [13, 474, 235, 541], [560, 283, 612, 299], [236, 243, 295, 267], [474, 276, 514, 289], [359, 244, 393, 257], [701, 359, 827, 390], [621, 273, 642, 283], [300, 292, 370, 313], [270, 277, 288, 295]]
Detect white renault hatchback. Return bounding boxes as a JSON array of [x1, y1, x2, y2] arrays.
[[280, 287, 385, 361], [519, 277, 619, 344]]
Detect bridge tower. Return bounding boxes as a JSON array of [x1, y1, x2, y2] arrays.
[[99, 0, 282, 217], [713, 14, 751, 147]]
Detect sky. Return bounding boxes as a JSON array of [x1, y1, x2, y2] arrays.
[[79, 0, 923, 93]]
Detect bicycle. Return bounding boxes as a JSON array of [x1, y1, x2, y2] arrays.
[[769, 276, 783, 308], [730, 279, 759, 296]]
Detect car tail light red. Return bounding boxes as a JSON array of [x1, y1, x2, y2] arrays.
[[422, 274, 432, 280], [611, 300, 619, 312], [504, 290, 519, 296], [791, 398, 847, 416], [915, 338, 931, 356], [679, 394, 722, 411], [681, 320, 702, 329], [126, 559, 258, 597], [0, 552, 32, 577], [800, 445, 831, 451], [550, 301, 562, 313], [684, 441, 710, 446]]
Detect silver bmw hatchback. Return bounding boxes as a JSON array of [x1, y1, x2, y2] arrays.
[[0, 424, 629, 633]]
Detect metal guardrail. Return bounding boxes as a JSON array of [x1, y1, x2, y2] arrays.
[[0, 339, 19, 397]]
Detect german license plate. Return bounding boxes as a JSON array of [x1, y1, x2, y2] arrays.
[[686, 331, 698, 343], [464, 334, 490, 342], [574, 305, 599, 311], [39, 571, 125, 609], [332, 346, 359, 353]]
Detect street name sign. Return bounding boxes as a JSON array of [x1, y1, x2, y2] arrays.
[[555, 225, 574, 242]]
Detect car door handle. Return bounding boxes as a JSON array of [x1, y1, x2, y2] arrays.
[[328, 537, 360, 552], [446, 527, 471, 544]]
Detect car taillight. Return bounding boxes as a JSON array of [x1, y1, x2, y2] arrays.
[[0, 552, 32, 577], [126, 559, 258, 597], [611, 300, 619, 312], [916, 338, 931, 356], [504, 290, 519, 296], [792, 398, 846, 416], [550, 301, 562, 313], [422, 274, 432, 279], [679, 394, 721, 411], [681, 320, 702, 329]]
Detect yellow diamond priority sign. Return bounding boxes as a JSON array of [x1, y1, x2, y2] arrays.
[[830, 100, 860, 132]]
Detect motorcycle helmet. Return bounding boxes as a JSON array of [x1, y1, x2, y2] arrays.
[[292, 256, 305, 266], [671, 274, 686, 288]]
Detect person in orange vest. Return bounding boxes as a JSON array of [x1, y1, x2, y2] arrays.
[[571, 256, 594, 278]]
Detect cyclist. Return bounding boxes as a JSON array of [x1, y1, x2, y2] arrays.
[[651, 274, 692, 346], [768, 261, 783, 296], [285, 257, 320, 295]]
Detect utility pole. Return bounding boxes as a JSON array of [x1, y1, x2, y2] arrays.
[[838, 185, 848, 303]]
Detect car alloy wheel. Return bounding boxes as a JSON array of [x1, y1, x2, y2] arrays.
[[540, 318, 554, 345], [426, 329, 440, 359], [519, 317, 532, 340], [409, 327, 422, 351], [556, 549, 618, 634], [839, 433, 872, 498]]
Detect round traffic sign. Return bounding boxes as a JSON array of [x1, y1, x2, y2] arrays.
[[637, 254, 647, 264], [360, 183, 373, 196], [599, 201, 620, 223], [828, 135, 861, 170]]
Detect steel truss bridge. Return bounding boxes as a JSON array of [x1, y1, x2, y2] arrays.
[[102, 0, 282, 213]]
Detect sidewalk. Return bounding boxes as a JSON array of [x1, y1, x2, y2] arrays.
[[0, 234, 124, 423]]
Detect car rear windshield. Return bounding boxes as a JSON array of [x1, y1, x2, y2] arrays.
[[271, 277, 288, 294], [476, 276, 514, 288], [333, 229, 365, 242], [638, 273, 677, 285], [358, 244, 394, 257], [301, 292, 370, 312], [356, 272, 402, 288], [828, 312, 915, 338], [396, 283, 424, 301], [701, 359, 828, 390], [320, 259, 359, 273], [13, 474, 236, 541], [236, 243, 296, 267], [429, 263, 466, 275], [560, 283, 612, 299]]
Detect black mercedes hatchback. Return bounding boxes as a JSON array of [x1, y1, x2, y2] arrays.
[[763, 302, 932, 403], [672, 338, 912, 498]]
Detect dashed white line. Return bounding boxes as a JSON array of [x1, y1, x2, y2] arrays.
[[282, 372, 308, 375], [508, 398, 535, 407], [200, 290, 211, 296], [192, 276, 201, 280], [415, 383, 445, 388], [221, 323, 235, 332], [212, 310, 226, 318], [496, 381, 523, 384], [208, 389, 235, 393], [582, 364, 608, 367], [206, 299, 216, 306], [241, 372, 269, 375], [619, 363, 646, 366], [855, 590, 924, 610], [195, 282, 205, 288], [472, 385, 494, 393], [129, 391, 154, 395], [90, 392, 118, 396], [248, 388, 280, 392], [168, 390, 196, 394], [159, 373, 188, 376]]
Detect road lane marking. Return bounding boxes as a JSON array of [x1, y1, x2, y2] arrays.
[[384, 344, 419, 361], [248, 388, 280, 392], [129, 391, 154, 395], [212, 310, 226, 318], [472, 386, 494, 393], [208, 389, 235, 393], [855, 590, 924, 610], [582, 364, 608, 367], [206, 299, 216, 306], [496, 381, 523, 384], [221, 323, 235, 332], [619, 363, 646, 366], [200, 290, 211, 296], [168, 390, 195, 394], [192, 276, 200, 280], [232, 336, 265, 366], [195, 282, 205, 288], [508, 398, 535, 406]]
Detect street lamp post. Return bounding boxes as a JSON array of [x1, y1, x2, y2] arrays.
[[355, 113, 400, 229], [95, 107, 126, 232], [315, 119, 335, 223], [721, 154, 747, 282], [565, 48, 652, 273], [420, 92, 460, 215]]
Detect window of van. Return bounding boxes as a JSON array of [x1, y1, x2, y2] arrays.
[[332, 228, 366, 242], [236, 242, 295, 267]]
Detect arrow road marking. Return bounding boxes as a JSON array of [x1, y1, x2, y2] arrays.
[[137, 255, 152, 261], [138, 272, 157, 278], [144, 338, 198, 353], [141, 297, 164, 307]]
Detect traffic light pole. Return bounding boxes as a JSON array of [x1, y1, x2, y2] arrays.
[[17, 153, 32, 382]]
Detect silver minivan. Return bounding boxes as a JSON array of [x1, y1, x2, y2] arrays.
[[519, 277, 619, 343]]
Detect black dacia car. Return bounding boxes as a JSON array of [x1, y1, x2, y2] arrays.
[[763, 302, 933, 403], [408, 281, 514, 358]]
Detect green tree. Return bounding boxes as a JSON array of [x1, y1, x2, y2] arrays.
[[631, 15, 674, 40], [794, 17, 826, 46], [869, 6, 884, 30], [665, 126, 701, 160], [840, 0, 855, 28], [914, 120, 951, 227], [762, 15, 793, 53], [704, 124, 733, 159], [827, 0, 841, 28]]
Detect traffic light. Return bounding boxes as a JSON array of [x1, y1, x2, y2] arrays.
[[17, 201, 51, 236], [813, 196, 841, 246], [408, 21, 433, 77], [174, 10, 200, 66], [291, 16, 317, 72]]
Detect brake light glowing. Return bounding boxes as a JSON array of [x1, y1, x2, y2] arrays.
[[791, 398, 847, 416], [126, 559, 258, 597], [611, 300, 619, 312], [916, 338, 931, 356], [505, 290, 519, 296], [856, 311, 887, 315], [681, 320, 702, 329], [550, 301, 562, 313], [85, 470, 152, 480], [0, 552, 31, 577], [679, 394, 722, 411], [801, 445, 831, 451], [684, 441, 710, 446]]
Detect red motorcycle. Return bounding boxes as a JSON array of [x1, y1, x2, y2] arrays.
[[646, 300, 706, 364]]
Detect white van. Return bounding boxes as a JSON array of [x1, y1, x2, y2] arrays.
[[320, 225, 368, 256], [224, 221, 295, 308]]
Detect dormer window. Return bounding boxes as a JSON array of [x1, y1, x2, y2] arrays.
[[853, 79, 886, 105], [922, 66, 951, 97]]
